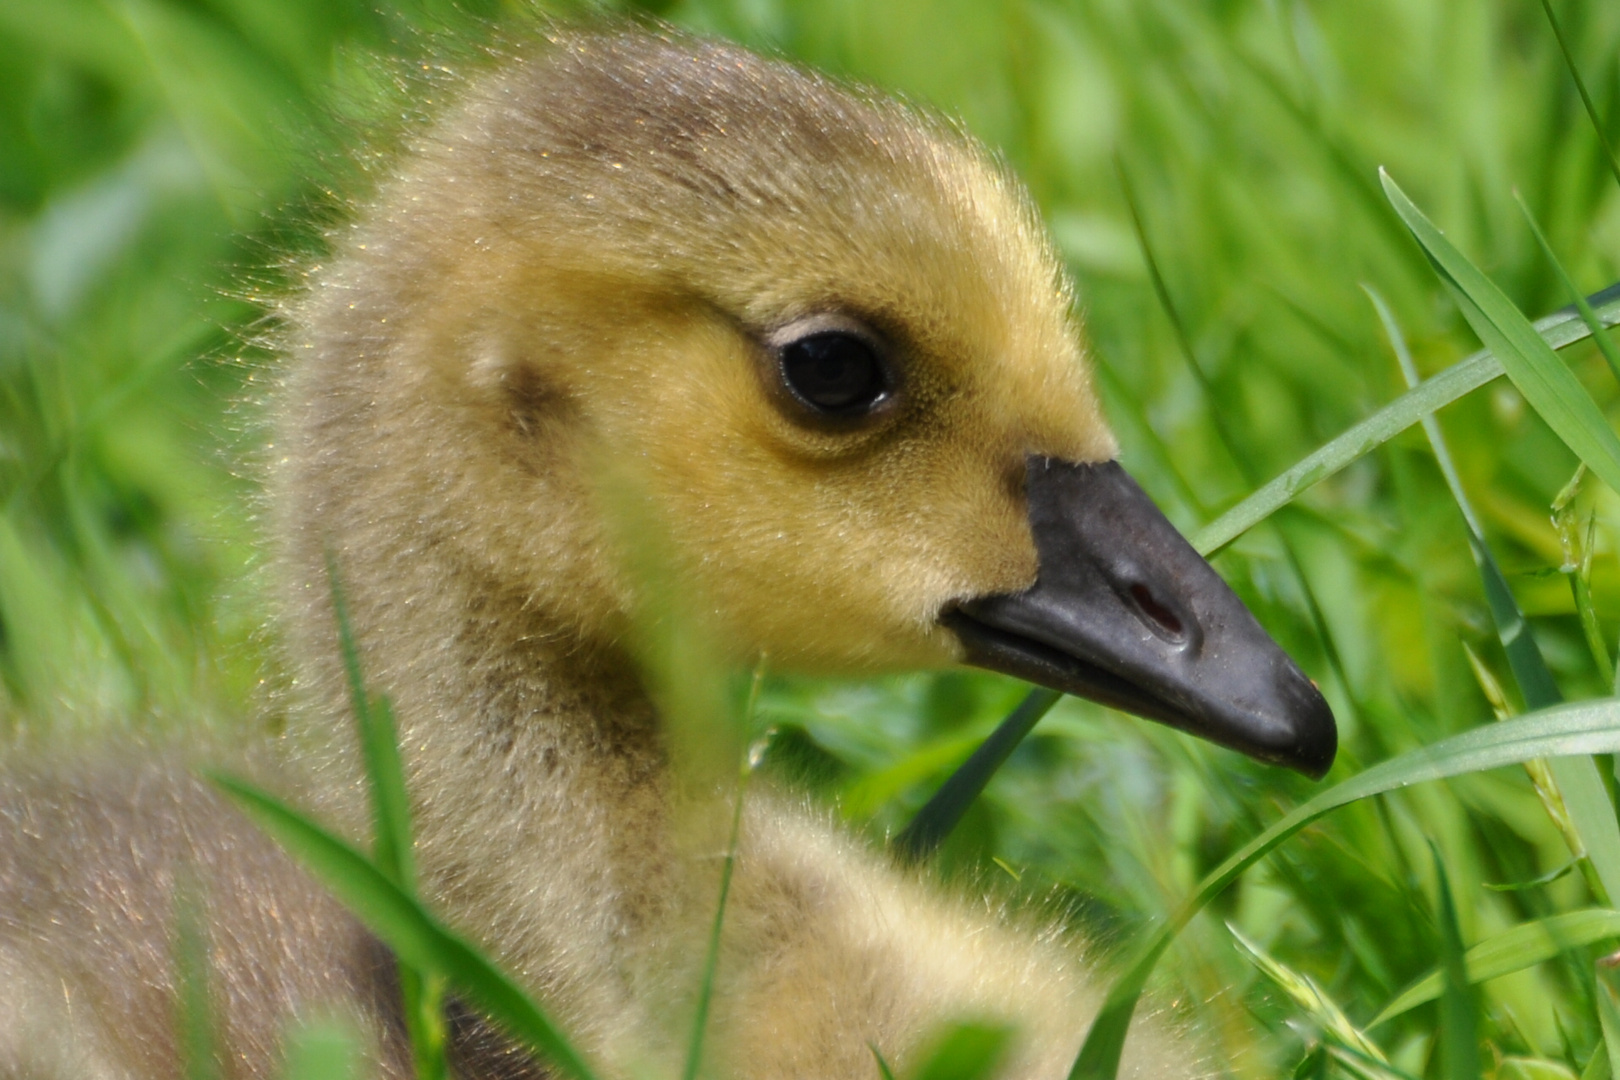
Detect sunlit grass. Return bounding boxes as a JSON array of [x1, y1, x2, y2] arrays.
[[4, 0, 1620, 1076]]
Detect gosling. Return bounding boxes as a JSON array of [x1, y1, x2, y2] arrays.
[[0, 26, 1334, 1080]]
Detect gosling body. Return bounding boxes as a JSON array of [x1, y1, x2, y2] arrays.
[[0, 27, 1335, 1079]]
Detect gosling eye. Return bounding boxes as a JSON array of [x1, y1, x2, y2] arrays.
[[777, 330, 891, 416]]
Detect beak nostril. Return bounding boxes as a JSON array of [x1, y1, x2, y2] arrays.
[[1128, 583, 1186, 641]]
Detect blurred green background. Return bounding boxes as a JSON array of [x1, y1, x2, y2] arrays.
[[3, 0, 1620, 1075]]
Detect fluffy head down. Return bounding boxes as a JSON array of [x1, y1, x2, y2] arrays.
[[278, 27, 1114, 679]]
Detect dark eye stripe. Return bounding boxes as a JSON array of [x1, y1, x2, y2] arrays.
[[779, 331, 888, 415]]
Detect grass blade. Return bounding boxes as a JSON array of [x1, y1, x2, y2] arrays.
[[682, 662, 766, 1080], [1190, 282, 1620, 556], [1292, 1045, 1330, 1079], [210, 775, 602, 1080], [1469, 639, 1608, 899], [1327, 1044, 1422, 1080], [1069, 698, 1620, 1079], [893, 688, 1061, 862], [1484, 859, 1577, 892], [1516, 192, 1620, 387], [845, 729, 990, 822], [1536, 0, 1620, 192], [176, 881, 220, 1080], [1381, 170, 1620, 497], [871, 1045, 899, 1080], [910, 1023, 1014, 1080], [1433, 846, 1481, 1080], [326, 557, 445, 1078], [1372, 908, 1620, 1024], [326, 554, 413, 889], [1370, 287, 1620, 905], [1599, 978, 1620, 1080], [1584, 1040, 1613, 1080]]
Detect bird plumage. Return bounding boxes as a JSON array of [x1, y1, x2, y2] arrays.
[[0, 25, 1325, 1079]]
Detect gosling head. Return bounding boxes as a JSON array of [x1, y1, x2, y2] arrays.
[[293, 29, 1334, 776]]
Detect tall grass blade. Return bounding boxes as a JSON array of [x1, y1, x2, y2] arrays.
[[1598, 978, 1620, 1080], [1536, 0, 1620, 192], [1292, 1046, 1330, 1079], [326, 554, 412, 888], [1433, 846, 1481, 1080], [176, 881, 220, 1080], [1516, 193, 1620, 387], [1381, 170, 1620, 497], [210, 775, 603, 1080], [871, 1045, 899, 1080], [1192, 283, 1620, 556], [1484, 859, 1577, 892], [1584, 1041, 1613, 1080], [1464, 643, 1601, 896], [1372, 908, 1620, 1024], [1327, 1044, 1422, 1080], [1115, 156, 1204, 397], [1069, 698, 1620, 1079], [683, 662, 767, 1080], [326, 556, 445, 1080], [1370, 287, 1620, 905], [894, 688, 1060, 862]]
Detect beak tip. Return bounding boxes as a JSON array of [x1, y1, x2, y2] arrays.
[[1200, 660, 1337, 778], [1274, 679, 1337, 780]]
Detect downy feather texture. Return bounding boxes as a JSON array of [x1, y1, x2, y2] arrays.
[[0, 27, 1209, 1080]]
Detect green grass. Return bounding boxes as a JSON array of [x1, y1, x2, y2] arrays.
[[6, 0, 1620, 1077]]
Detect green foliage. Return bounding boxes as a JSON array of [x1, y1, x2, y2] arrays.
[[1068, 699, 1620, 1079], [1231, 925, 1406, 1077], [1376, 910, 1620, 1025], [1191, 294, 1620, 557], [7, 0, 1620, 1077], [1382, 170, 1620, 500]]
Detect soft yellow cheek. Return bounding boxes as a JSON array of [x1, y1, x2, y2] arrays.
[[662, 449, 1033, 672], [599, 323, 1059, 674], [647, 451, 957, 670]]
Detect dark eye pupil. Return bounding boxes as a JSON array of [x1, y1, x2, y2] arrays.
[[780, 332, 886, 414]]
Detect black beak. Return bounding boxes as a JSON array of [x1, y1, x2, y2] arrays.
[[944, 457, 1336, 778]]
